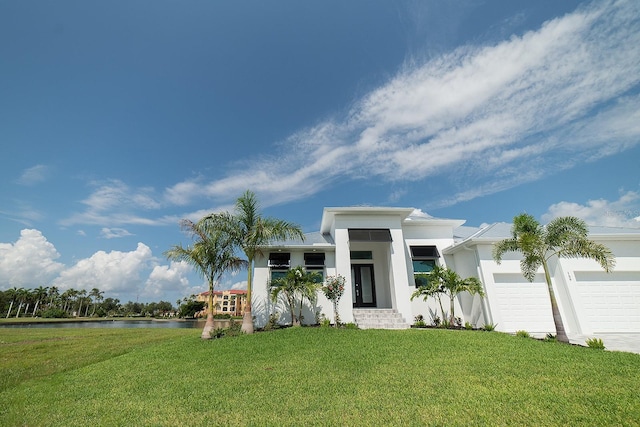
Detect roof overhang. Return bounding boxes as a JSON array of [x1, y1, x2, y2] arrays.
[[320, 207, 417, 234]]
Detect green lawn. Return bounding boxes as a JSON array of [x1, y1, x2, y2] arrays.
[[1, 327, 639, 426]]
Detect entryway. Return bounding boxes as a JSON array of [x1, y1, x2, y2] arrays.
[[351, 264, 376, 307]]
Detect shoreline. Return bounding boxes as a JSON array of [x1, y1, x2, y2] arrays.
[[0, 317, 195, 325]]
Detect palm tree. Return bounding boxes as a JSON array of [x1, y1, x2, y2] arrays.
[[48, 286, 59, 308], [76, 289, 87, 317], [31, 286, 49, 317], [493, 214, 615, 343], [14, 288, 29, 318], [5, 287, 18, 318], [411, 266, 484, 327], [165, 217, 247, 339], [209, 190, 305, 334], [269, 266, 321, 326], [90, 288, 104, 316]]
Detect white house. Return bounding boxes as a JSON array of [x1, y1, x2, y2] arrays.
[[251, 207, 640, 338]]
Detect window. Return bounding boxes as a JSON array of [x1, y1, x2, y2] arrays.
[[410, 246, 439, 287], [269, 252, 290, 282], [304, 252, 325, 266], [271, 269, 288, 282], [268, 252, 290, 268], [348, 228, 392, 242], [350, 251, 373, 260], [304, 252, 325, 283]]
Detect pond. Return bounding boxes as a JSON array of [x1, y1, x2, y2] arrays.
[[0, 319, 207, 329]]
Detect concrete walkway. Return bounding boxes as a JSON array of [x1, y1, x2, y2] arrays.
[[569, 333, 640, 355]]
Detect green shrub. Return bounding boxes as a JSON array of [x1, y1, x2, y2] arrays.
[[263, 312, 280, 331], [343, 322, 358, 330], [516, 330, 530, 338], [483, 323, 497, 332], [213, 313, 231, 319], [225, 320, 243, 337], [543, 333, 557, 342], [210, 328, 226, 339], [41, 308, 69, 318], [586, 337, 605, 350], [464, 321, 474, 330], [414, 315, 427, 328], [319, 316, 331, 328]]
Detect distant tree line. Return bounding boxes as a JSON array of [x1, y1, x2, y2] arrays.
[[0, 286, 177, 318]]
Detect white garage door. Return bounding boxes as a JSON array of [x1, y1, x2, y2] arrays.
[[491, 273, 555, 333], [574, 271, 640, 332]]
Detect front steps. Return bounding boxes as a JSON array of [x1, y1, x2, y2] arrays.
[[352, 308, 410, 330]]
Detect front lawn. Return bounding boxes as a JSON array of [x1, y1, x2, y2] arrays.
[[1, 327, 638, 426]]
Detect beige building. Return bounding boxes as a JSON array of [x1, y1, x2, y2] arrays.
[[196, 289, 247, 316]]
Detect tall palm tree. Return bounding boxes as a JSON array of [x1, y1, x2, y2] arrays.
[[90, 288, 103, 316], [14, 288, 29, 318], [493, 214, 615, 343], [411, 266, 484, 327], [165, 216, 247, 339], [31, 286, 49, 317], [76, 289, 87, 317], [269, 266, 321, 326], [209, 190, 305, 334], [5, 287, 18, 318], [48, 286, 59, 308]]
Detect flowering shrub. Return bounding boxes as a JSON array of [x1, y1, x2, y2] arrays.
[[322, 275, 346, 327]]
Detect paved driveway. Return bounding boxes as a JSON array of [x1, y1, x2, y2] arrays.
[[569, 333, 640, 355]]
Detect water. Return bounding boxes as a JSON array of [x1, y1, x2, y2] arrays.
[[0, 319, 207, 329]]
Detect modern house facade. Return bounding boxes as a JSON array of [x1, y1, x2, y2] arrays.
[[251, 207, 640, 337]]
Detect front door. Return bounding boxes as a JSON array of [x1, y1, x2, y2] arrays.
[[351, 264, 376, 307]]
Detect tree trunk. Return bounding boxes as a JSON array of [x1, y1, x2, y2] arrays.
[[6, 301, 13, 318], [241, 259, 254, 334], [542, 259, 569, 343], [201, 312, 215, 339], [241, 310, 253, 334], [449, 293, 455, 327], [33, 300, 40, 317]]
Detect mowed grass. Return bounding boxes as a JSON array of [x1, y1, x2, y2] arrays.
[[1, 327, 639, 426]]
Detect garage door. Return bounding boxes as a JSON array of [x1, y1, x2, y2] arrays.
[[491, 273, 555, 333], [574, 271, 640, 332]]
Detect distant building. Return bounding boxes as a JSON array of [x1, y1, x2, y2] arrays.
[[196, 289, 247, 317]]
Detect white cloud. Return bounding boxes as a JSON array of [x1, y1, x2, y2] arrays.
[[0, 229, 64, 288], [162, 1, 640, 210], [61, 180, 168, 227], [142, 261, 193, 298], [17, 165, 49, 186], [53, 242, 154, 296], [230, 280, 248, 291], [542, 191, 640, 228], [101, 228, 134, 239], [57, 1, 640, 227]]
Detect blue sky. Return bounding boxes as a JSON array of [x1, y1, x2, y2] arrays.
[[1, 0, 639, 304]]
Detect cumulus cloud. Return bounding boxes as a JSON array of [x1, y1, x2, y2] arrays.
[[161, 0, 640, 210], [142, 261, 193, 298], [17, 165, 50, 186], [542, 191, 640, 228], [53, 242, 154, 297], [0, 229, 64, 287]]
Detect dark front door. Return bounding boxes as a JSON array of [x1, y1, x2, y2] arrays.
[[351, 264, 376, 307]]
